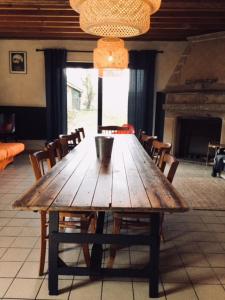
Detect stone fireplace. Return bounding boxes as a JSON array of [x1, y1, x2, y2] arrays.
[[163, 32, 225, 159]]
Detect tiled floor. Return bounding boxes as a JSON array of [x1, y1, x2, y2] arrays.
[[0, 155, 225, 299]]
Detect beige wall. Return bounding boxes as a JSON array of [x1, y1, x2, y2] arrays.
[[0, 39, 187, 108]]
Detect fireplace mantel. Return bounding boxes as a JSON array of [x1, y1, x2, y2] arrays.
[[164, 103, 225, 117]]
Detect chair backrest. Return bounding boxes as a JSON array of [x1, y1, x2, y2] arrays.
[[151, 140, 172, 165], [76, 127, 85, 139], [29, 149, 55, 181], [158, 153, 179, 183], [144, 136, 158, 155], [59, 132, 80, 149], [58, 137, 70, 157], [98, 125, 129, 134], [121, 124, 135, 134], [46, 139, 63, 161]]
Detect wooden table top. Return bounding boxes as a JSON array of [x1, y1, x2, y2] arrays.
[[13, 135, 188, 213]]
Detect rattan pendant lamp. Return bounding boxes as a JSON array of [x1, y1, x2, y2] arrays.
[[93, 37, 129, 77], [69, 0, 161, 76], [69, 0, 161, 38]]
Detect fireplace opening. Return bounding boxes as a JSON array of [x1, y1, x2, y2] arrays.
[[176, 117, 222, 160]]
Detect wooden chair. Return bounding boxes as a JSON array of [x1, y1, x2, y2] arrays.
[[150, 140, 172, 165], [29, 150, 96, 276], [121, 124, 135, 134], [107, 153, 179, 268], [76, 127, 85, 139], [139, 132, 157, 154], [46, 139, 63, 161], [98, 125, 129, 134], [58, 137, 70, 157], [144, 136, 158, 155], [58, 132, 80, 157]]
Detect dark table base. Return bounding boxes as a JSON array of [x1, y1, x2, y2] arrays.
[[48, 211, 160, 298]]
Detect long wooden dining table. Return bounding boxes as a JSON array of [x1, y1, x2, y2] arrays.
[[13, 134, 188, 298]]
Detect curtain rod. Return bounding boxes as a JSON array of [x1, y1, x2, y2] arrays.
[[36, 49, 164, 54], [36, 49, 92, 53]]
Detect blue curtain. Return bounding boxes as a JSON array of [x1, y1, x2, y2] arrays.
[[128, 50, 157, 135], [44, 49, 67, 141]]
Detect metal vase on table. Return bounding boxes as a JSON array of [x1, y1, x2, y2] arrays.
[[95, 136, 114, 161]]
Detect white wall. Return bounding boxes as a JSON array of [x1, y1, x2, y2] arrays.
[[0, 39, 187, 108]]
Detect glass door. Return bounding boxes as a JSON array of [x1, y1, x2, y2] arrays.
[[102, 70, 130, 126], [66, 67, 98, 136], [67, 67, 130, 134]]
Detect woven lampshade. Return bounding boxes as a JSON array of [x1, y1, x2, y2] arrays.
[[69, 0, 161, 37], [93, 37, 128, 77]]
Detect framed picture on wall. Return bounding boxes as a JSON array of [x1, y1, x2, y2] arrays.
[[9, 51, 27, 74]]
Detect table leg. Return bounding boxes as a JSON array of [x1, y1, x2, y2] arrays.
[[48, 211, 59, 295], [90, 211, 105, 277], [149, 213, 160, 298]]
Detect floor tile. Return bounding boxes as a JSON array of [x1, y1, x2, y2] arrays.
[[0, 226, 23, 236], [197, 242, 225, 253], [215, 233, 225, 243], [7, 218, 34, 227], [0, 218, 10, 227], [163, 283, 198, 300], [206, 254, 225, 267], [1, 248, 31, 262], [15, 211, 39, 219], [105, 249, 130, 266], [59, 248, 80, 263], [175, 242, 201, 253], [160, 267, 190, 283], [10, 236, 38, 248], [180, 252, 210, 267], [207, 223, 225, 233], [5, 278, 43, 299], [69, 279, 102, 300], [0, 278, 13, 298], [0, 211, 17, 218], [0, 236, 16, 247], [102, 281, 133, 300], [17, 261, 44, 278], [19, 226, 40, 237], [160, 251, 183, 267], [133, 281, 166, 299], [0, 261, 23, 277], [0, 248, 7, 258], [213, 268, 225, 284], [186, 267, 220, 284], [194, 284, 225, 300], [130, 250, 148, 266], [26, 248, 43, 262], [201, 216, 222, 224], [37, 279, 72, 299]]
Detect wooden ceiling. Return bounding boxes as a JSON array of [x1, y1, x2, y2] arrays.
[[0, 0, 225, 41]]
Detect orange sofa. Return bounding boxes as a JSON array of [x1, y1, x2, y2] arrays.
[[0, 142, 25, 170]]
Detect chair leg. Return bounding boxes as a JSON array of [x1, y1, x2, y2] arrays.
[[39, 211, 47, 276], [80, 218, 91, 267], [107, 216, 122, 269], [89, 214, 97, 233]]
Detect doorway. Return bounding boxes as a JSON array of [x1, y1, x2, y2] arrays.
[[66, 65, 129, 135], [67, 67, 98, 135]]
